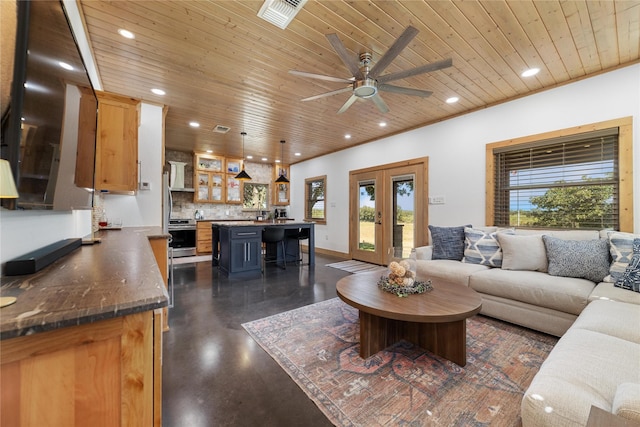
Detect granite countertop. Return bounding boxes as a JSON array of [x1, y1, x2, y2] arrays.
[[211, 220, 311, 227], [0, 227, 169, 340]]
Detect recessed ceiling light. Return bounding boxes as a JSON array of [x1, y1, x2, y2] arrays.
[[151, 88, 165, 96], [262, 157, 268, 161], [294, 152, 301, 156], [206, 149, 213, 153], [379, 122, 387, 127], [246, 155, 253, 159], [446, 96, 459, 104], [275, 159, 281, 163], [59, 61, 73, 71], [521, 68, 540, 77], [189, 122, 200, 128], [118, 29, 135, 39], [345, 134, 351, 139]]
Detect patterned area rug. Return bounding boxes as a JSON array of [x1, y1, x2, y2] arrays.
[[326, 260, 387, 274], [242, 298, 558, 427]]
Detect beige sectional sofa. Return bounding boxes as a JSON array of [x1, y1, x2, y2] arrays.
[[410, 226, 640, 426]]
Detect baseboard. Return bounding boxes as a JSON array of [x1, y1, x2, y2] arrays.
[[4, 238, 82, 276], [309, 246, 350, 259]]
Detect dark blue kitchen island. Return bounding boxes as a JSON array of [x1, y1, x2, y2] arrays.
[[211, 221, 315, 276]]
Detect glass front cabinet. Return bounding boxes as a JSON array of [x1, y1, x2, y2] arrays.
[[272, 164, 289, 206], [194, 153, 225, 203]]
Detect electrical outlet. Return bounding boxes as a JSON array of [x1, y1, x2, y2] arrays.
[[429, 196, 445, 205], [139, 182, 150, 190]]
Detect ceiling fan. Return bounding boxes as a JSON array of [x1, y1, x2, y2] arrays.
[[289, 26, 453, 114]]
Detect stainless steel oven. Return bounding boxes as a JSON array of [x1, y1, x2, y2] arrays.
[[168, 219, 197, 257]]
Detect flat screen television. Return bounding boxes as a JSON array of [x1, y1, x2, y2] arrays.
[[1, 0, 97, 211]]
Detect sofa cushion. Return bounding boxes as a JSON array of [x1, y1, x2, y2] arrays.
[[542, 236, 610, 283], [589, 282, 640, 305], [498, 233, 548, 272], [612, 383, 640, 422], [615, 238, 640, 293], [428, 224, 470, 261], [570, 299, 640, 344], [462, 227, 513, 267], [606, 231, 639, 283], [414, 259, 488, 287], [469, 268, 593, 315], [522, 328, 640, 427]]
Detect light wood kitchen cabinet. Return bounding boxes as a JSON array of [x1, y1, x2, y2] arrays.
[[196, 220, 213, 254], [0, 309, 163, 427], [94, 92, 139, 192], [149, 236, 170, 331], [194, 153, 225, 203]]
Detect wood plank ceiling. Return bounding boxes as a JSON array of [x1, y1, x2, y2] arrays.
[[77, 0, 640, 165]]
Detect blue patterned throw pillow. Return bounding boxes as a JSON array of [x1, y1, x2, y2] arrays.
[[542, 236, 610, 283], [615, 238, 640, 293], [429, 224, 471, 261], [462, 227, 513, 267]]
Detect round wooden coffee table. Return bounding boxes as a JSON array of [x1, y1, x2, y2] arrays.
[[336, 270, 482, 366]]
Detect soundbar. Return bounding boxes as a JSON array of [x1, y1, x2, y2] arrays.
[[4, 238, 82, 276]]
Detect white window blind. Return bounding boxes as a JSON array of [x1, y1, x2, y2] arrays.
[[494, 128, 619, 229]]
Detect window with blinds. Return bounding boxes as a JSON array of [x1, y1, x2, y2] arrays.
[[304, 175, 326, 223], [494, 128, 619, 229]]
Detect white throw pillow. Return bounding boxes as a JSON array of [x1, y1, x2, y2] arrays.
[[497, 233, 548, 272]]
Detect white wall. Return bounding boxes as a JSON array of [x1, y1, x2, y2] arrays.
[[290, 64, 640, 255], [100, 102, 164, 227], [0, 209, 92, 264]]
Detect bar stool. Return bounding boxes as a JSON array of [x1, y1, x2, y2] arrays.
[[262, 227, 287, 270], [295, 227, 311, 265]]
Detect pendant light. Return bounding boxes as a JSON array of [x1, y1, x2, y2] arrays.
[[275, 140, 290, 183], [235, 131, 251, 180]]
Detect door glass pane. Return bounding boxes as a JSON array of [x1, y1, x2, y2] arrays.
[[392, 176, 415, 258], [358, 180, 376, 252]]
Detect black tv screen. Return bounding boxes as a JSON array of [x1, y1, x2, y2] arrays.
[[1, 0, 97, 211]]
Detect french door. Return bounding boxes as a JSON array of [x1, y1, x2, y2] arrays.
[[349, 159, 428, 265]]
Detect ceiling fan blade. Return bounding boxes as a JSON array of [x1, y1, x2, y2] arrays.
[[368, 26, 419, 79], [337, 94, 358, 114], [326, 33, 364, 80], [379, 84, 432, 98], [301, 86, 352, 102], [289, 70, 353, 84], [377, 58, 453, 84], [371, 94, 389, 113]]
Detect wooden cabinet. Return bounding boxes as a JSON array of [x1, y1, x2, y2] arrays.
[[218, 226, 262, 275], [225, 158, 243, 204], [196, 220, 213, 254], [194, 153, 225, 203], [94, 92, 139, 192], [149, 236, 170, 331], [272, 164, 290, 206], [1, 309, 163, 427]]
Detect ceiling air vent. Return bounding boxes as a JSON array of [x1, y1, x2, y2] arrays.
[[257, 0, 308, 30], [213, 125, 231, 134]]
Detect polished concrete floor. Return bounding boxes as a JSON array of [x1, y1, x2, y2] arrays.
[[162, 254, 352, 427]]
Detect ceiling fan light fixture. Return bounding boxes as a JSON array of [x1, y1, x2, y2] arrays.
[[353, 79, 378, 98], [235, 132, 252, 180]]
